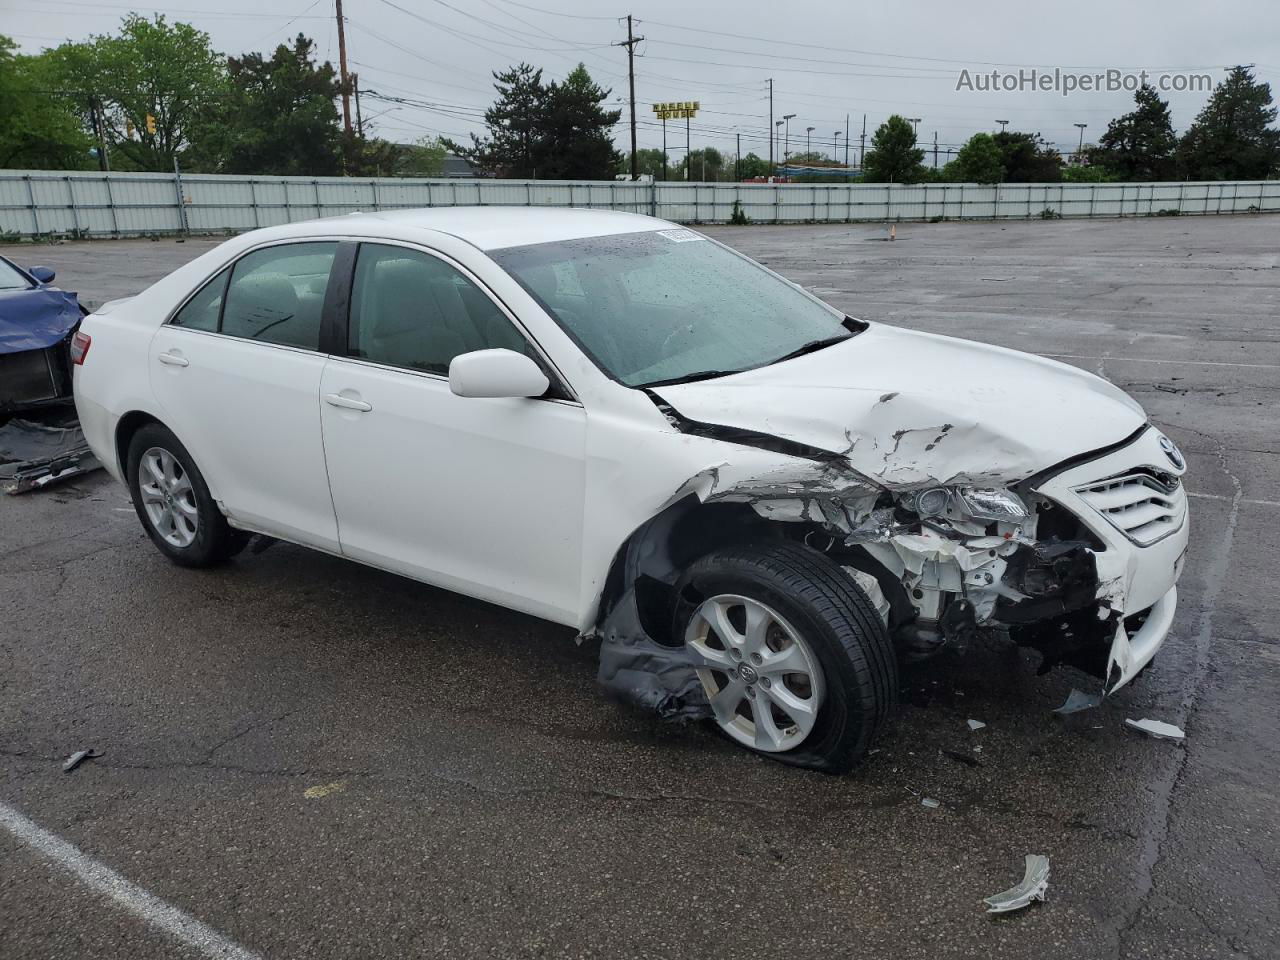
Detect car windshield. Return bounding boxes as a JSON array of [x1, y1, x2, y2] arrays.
[[0, 259, 32, 291], [489, 229, 855, 387]]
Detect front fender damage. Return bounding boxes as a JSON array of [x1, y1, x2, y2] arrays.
[[592, 400, 1132, 722]]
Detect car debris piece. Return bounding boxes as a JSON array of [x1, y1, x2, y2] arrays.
[[984, 854, 1050, 913], [921, 797, 940, 809], [1124, 718, 1186, 741], [1053, 688, 1102, 714], [967, 719, 986, 731], [62, 749, 101, 773]]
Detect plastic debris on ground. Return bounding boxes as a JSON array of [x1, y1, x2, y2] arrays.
[[920, 797, 940, 809], [0, 410, 102, 494], [1053, 688, 1103, 715], [1124, 718, 1186, 741], [62, 748, 101, 773], [967, 719, 986, 731], [984, 854, 1050, 914]]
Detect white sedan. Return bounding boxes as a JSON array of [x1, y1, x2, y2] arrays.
[[73, 208, 1188, 772]]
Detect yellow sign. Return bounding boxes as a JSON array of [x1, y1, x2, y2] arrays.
[[145, 113, 157, 135], [652, 101, 699, 121]]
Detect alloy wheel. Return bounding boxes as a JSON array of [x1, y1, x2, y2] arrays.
[[138, 446, 199, 548]]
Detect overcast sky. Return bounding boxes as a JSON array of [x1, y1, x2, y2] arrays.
[[6, 0, 1278, 166]]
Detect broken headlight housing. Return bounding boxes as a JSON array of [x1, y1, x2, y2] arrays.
[[911, 486, 1029, 523]]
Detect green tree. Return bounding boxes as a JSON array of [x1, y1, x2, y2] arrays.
[[205, 34, 341, 176], [449, 62, 545, 177], [862, 115, 925, 183], [535, 64, 621, 180], [0, 37, 93, 168], [1093, 84, 1177, 180], [951, 132, 1003, 183], [1062, 162, 1116, 182], [737, 152, 770, 179], [992, 131, 1063, 182], [52, 15, 227, 171], [678, 146, 724, 181], [1178, 66, 1280, 180], [623, 147, 669, 179], [396, 135, 448, 177]]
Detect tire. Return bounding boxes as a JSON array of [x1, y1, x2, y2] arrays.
[[126, 423, 244, 567], [673, 541, 897, 774]]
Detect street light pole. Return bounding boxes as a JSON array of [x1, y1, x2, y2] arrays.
[[783, 113, 796, 164], [805, 126, 814, 160], [774, 120, 783, 176], [1074, 122, 1088, 160], [996, 119, 1009, 133], [907, 117, 921, 136], [834, 131, 842, 167]]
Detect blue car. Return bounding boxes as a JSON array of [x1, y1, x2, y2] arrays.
[[0, 256, 99, 492]]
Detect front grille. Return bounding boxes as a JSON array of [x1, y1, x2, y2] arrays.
[[0, 348, 61, 409], [1073, 472, 1186, 546]]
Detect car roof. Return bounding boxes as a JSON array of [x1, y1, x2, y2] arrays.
[[314, 206, 672, 251]]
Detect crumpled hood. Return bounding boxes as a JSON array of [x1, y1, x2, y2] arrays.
[[652, 323, 1147, 489], [0, 287, 83, 353]]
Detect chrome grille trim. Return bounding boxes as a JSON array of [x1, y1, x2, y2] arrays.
[[1073, 471, 1186, 546]]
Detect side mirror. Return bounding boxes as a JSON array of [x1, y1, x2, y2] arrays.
[[449, 348, 550, 399], [29, 265, 55, 284]]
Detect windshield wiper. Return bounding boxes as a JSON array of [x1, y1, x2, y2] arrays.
[[640, 369, 740, 388], [768, 332, 853, 366]]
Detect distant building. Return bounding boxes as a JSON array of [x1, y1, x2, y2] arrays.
[[442, 154, 479, 178]]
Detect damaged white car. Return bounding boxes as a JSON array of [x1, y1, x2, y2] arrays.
[[73, 209, 1188, 772]]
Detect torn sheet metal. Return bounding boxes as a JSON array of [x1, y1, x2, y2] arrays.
[[967, 719, 986, 731], [62, 748, 101, 773], [0, 409, 102, 494], [984, 854, 1050, 913], [1124, 718, 1185, 741]]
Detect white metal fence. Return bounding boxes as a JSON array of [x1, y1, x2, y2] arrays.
[[2, 169, 1278, 238]]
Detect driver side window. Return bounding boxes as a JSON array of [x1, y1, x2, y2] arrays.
[[348, 243, 530, 375]]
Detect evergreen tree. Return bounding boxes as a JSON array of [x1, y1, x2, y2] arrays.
[[536, 64, 621, 180], [1178, 66, 1280, 180], [992, 130, 1063, 182], [862, 115, 925, 183], [1094, 84, 1177, 180]]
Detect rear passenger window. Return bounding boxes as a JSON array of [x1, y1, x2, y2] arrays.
[[220, 242, 337, 349], [172, 268, 229, 332], [348, 243, 529, 374]]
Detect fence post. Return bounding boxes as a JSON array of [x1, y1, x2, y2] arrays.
[[371, 178, 380, 212], [451, 180, 459, 207], [23, 175, 40, 236], [248, 179, 261, 228], [103, 175, 119, 236], [313, 179, 322, 219], [172, 158, 190, 235], [64, 176, 81, 236]]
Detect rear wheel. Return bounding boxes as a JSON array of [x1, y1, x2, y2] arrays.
[[674, 542, 897, 773], [127, 423, 244, 567]]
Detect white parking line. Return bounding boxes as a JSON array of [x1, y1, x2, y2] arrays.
[[0, 802, 261, 960], [1046, 353, 1280, 370]]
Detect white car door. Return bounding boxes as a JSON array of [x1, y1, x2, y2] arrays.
[[318, 241, 587, 624], [149, 240, 341, 552]]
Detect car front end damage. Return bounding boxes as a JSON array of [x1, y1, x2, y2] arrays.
[[595, 418, 1188, 718]]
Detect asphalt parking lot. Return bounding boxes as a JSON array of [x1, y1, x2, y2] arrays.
[[2, 214, 1277, 959]]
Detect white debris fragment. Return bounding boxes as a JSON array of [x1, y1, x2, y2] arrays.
[[1125, 718, 1186, 741], [984, 854, 1050, 914], [921, 797, 940, 809], [1053, 688, 1102, 715], [967, 719, 986, 731]]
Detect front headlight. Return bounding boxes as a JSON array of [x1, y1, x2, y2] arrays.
[[908, 486, 1028, 522]]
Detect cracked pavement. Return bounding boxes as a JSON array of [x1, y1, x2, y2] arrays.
[[2, 215, 1278, 959]]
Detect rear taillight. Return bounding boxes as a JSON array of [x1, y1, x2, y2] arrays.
[[70, 330, 92, 365]]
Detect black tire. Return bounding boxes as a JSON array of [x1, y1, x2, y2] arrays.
[[126, 423, 244, 567], [673, 541, 897, 774]]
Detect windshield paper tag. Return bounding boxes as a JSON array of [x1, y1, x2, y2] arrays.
[[658, 228, 703, 243]]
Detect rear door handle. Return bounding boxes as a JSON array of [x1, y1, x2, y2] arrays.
[[324, 393, 372, 412], [157, 352, 189, 367]]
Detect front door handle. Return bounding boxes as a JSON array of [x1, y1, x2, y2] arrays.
[[324, 393, 372, 412], [157, 351, 189, 367]]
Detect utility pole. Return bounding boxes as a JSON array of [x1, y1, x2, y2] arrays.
[[615, 15, 643, 180], [354, 74, 364, 137], [736, 131, 741, 180], [933, 131, 938, 169], [1074, 122, 1087, 161], [859, 114, 866, 168], [661, 116, 667, 180], [844, 114, 849, 167], [767, 79, 774, 172], [335, 0, 353, 139], [685, 112, 691, 181]]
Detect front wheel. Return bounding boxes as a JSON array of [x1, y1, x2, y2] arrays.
[[674, 542, 897, 773]]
